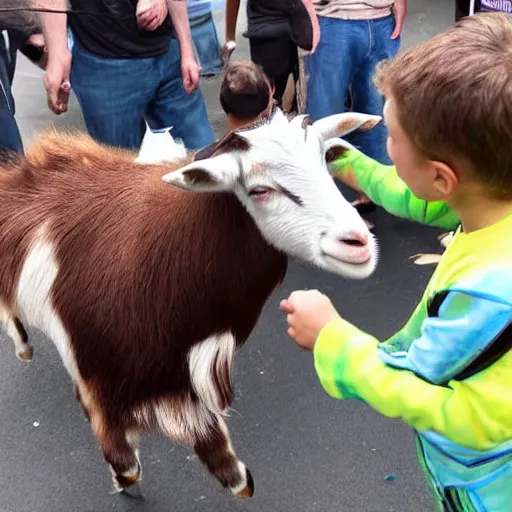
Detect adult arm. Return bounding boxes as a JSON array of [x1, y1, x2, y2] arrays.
[[34, 0, 71, 114], [165, 0, 200, 94]]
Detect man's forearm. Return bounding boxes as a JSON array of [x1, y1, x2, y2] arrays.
[[225, 0, 241, 41], [34, 0, 68, 57], [166, 0, 194, 58]]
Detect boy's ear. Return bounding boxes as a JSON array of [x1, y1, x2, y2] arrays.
[[431, 160, 459, 197]]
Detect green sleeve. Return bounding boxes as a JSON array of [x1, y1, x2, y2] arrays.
[[313, 318, 512, 451], [330, 149, 460, 231]]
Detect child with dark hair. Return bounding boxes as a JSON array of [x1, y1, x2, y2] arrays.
[[220, 60, 274, 130], [194, 60, 275, 160]]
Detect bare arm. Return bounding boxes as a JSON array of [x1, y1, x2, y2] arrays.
[[36, 0, 68, 54], [165, 0, 194, 60], [225, 0, 241, 42], [165, 0, 200, 94], [391, 0, 407, 39], [33, 0, 71, 113]]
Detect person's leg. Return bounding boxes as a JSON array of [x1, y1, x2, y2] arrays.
[[350, 15, 399, 165], [145, 38, 214, 150], [70, 39, 157, 150], [304, 16, 362, 121], [249, 35, 296, 106], [0, 32, 23, 154], [189, 13, 223, 78]]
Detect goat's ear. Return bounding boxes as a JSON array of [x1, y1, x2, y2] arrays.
[[162, 153, 241, 192], [312, 113, 381, 141], [324, 137, 356, 167]]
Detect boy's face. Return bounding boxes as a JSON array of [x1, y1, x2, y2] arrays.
[[384, 98, 458, 202]]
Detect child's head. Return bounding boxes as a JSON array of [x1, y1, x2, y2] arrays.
[[220, 61, 275, 129], [375, 13, 512, 203]]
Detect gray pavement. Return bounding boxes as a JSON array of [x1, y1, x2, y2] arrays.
[[3, 1, 454, 511]]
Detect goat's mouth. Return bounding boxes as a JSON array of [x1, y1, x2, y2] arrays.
[[320, 237, 373, 266]]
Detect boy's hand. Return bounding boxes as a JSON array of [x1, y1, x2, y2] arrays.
[[280, 290, 340, 351], [334, 166, 363, 193]]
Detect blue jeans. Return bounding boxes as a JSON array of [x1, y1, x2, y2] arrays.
[[0, 31, 23, 154], [190, 13, 223, 77], [305, 15, 399, 164], [70, 36, 215, 150]]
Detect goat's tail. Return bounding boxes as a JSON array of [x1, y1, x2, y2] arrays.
[[188, 333, 235, 415]]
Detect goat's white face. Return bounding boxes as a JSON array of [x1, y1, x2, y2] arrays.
[[161, 108, 379, 279]]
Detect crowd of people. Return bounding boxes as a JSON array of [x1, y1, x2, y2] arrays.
[[1, 1, 512, 511]]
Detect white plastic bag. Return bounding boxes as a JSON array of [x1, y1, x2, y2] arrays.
[[135, 124, 187, 164]]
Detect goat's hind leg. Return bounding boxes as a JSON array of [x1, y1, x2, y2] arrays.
[[87, 402, 141, 492], [99, 426, 141, 492], [194, 415, 254, 499]]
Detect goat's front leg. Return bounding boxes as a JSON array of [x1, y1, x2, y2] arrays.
[[7, 316, 33, 362], [194, 415, 254, 499]]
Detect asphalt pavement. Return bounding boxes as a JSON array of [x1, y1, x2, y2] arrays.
[[2, 1, 455, 511]]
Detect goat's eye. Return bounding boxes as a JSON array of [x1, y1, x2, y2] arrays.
[[248, 186, 273, 201]]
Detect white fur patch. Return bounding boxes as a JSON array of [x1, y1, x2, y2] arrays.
[[230, 461, 248, 495], [136, 396, 213, 443], [187, 333, 235, 415], [15, 225, 79, 380]]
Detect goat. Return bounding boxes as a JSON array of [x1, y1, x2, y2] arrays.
[[0, 108, 379, 498]]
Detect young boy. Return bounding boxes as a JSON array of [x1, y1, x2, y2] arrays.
[[281, 13, 512, 512]]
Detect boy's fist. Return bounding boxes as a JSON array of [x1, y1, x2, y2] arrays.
[[280, 290, 340, 350]]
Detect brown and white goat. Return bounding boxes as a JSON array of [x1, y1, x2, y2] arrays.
[[0, 108, 378, 498]]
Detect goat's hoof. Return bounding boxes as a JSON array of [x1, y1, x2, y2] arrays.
[[233, 468, 254, 499], [16, 345, 34, 362], [112, 461, 141, 492]]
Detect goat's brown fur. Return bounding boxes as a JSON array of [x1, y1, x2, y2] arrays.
[[0, 130, 287, 493]]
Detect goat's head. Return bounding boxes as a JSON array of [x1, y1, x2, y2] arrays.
[[161, 108, 379, 279]]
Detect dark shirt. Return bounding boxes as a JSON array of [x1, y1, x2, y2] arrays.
[[69, 0, 175, 58], [245, 0, 291, 39]]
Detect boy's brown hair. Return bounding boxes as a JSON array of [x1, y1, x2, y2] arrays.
[[375, 13, 512, 199], [220, 61, 272, 121]]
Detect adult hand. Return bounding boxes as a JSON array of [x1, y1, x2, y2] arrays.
[[280, 290, 340, 351], [222, 40, 236, 68], [391, 0, 407, 40], [136, 0, 168, 31], [43, 50, 72, 115], [181, 55, 201, 95]]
